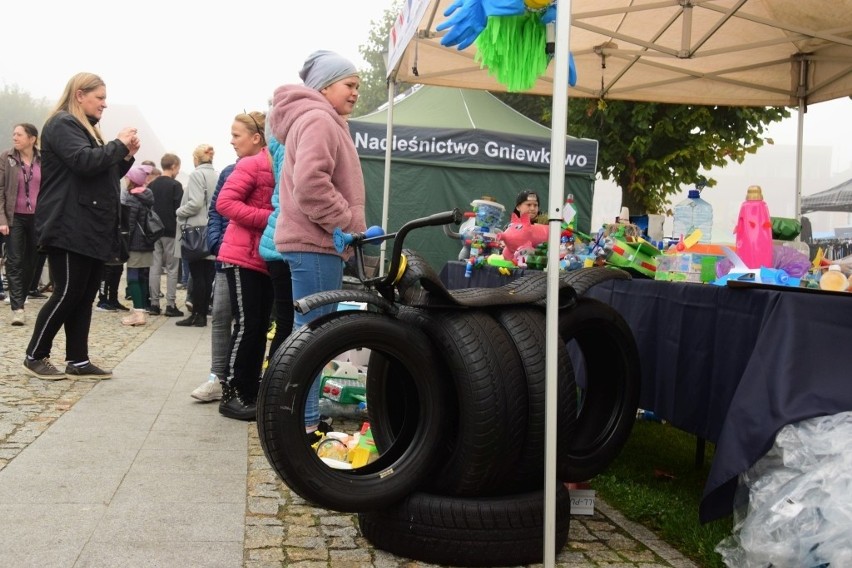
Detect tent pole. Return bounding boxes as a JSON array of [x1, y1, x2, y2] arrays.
[[379, 79, 397, 275], [544, 2, 573, 566], [795, 98, 805, 221]]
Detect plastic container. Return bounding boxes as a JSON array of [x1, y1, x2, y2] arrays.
[[673, 189, 713, 244], [735, 185, 773, 269], [819, 265, 848, 291]]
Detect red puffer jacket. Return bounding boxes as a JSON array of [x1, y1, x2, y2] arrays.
[[215, 148, 273, 274]]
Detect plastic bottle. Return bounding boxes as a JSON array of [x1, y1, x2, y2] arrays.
[[735, 185, 773, 269], [673, 188, 713, 244]]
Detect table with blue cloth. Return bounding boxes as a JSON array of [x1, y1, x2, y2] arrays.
[[439, 260, 852, 523]]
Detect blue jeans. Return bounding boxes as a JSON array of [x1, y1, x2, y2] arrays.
[[280, 251, 343, 428]]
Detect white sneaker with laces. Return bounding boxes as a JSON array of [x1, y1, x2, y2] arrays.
[[11, 309, 25, 326], [191, 374, 223, 402]]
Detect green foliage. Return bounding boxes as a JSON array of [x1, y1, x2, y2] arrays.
[[355, 0, 414, 117], [0, 84, 51, 142], [591, 420, 733, 568]]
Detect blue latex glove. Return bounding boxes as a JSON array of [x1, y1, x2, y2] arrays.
[[481, 0, 525, 17], [437, 0, 487, 50], [541, 6, 578, 87]]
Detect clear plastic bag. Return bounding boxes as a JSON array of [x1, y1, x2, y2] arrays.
[[716, 411, 852, 567]]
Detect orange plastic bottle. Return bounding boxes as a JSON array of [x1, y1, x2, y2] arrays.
[[735, 185, 773, 269]]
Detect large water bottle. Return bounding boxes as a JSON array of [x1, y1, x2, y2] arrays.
[[673, 187, 713, 244]]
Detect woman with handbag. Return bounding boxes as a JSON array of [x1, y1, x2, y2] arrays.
[[22, 72, 140, 380], [120, 164, 156, 326], [175, 144, 218, 327]]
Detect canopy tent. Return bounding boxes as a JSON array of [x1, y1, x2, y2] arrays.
[[802, 177, 852, 213], [387, 0, 852, 217], [350, 85, 598, 268], [383, 1, 852, 549]]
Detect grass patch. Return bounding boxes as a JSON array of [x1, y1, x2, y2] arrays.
[[590, 419, 733, 567]]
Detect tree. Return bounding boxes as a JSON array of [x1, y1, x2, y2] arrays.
[[0, 84, 51, 141], [355, 0, 412, 117], [497, 93, 790, 214]]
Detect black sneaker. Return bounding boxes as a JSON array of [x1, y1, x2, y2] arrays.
[[110, 301, 130, 312], [65, 362, 112, 380], [23, 357, 66, 380], [164, 305, 184, 317], [96, 301, 117, 312], [147, 305, 162, 316], [218, 384, 256, 421], [28, 290, 47, 299]]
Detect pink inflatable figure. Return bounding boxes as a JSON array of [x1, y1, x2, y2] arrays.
[[497, 213, 549, 262]]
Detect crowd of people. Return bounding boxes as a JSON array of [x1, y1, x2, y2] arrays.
[[1, 50, 366, 427]]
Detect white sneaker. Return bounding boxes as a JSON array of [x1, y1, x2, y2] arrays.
[[191, 374, 223, 402], [11, 309, 25, 326]]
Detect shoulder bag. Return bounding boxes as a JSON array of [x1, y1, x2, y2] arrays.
[[180, 176, 211, 261]]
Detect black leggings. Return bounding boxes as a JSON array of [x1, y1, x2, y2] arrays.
[[187, 259, 214, 317], [27, 250, 103, 363]]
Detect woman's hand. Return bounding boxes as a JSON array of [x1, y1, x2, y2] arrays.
[[0, 224, 9, 236]]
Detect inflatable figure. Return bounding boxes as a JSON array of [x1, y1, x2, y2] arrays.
[[497, 213, 549, 262]]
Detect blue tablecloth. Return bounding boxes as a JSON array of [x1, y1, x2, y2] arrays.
[[440, 261, 852, 522]]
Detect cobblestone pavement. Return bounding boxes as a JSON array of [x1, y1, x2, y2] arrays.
[[0, 290, 698, 568]]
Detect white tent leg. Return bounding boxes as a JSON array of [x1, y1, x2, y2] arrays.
[[795, 98, 804, 221], [545, 1, 574, 566], [379, 80, 397, 275]]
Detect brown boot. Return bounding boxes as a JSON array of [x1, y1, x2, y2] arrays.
[[121, 309, 147, 327]]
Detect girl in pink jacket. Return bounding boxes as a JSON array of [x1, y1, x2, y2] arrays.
[[214, 111, 273, 421]]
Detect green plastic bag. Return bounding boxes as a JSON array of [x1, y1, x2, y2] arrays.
[[770, 217, 801, 241]]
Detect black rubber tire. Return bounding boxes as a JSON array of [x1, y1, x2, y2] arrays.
[[358, 485, 571, 567], [491, 306, 578, 491], [396, 307, 529, 496], [558, 297, 641, 481], [257, 311, 450, 512], [560, 266, 631, 297]]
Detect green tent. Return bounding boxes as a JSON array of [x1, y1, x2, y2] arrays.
[[349, 86, 599, 271]]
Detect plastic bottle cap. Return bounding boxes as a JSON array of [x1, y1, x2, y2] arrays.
[[746, 185, 763, 201]]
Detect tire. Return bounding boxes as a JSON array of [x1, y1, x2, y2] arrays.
[[558, 297, 641, 481], [358, 485, 571, 567], [491, 306, 578, 491], [257, 311, 450, 512], [560, 266, 631, 297], [396, 307, 529, 496]]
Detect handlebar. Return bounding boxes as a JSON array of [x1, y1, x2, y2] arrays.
[[334, 209, 462, 297], [380, 209, 462, 291]]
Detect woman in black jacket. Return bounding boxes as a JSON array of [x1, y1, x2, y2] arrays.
[[22, 72, 140, 380]]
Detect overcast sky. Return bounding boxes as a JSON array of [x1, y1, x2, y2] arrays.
[[2, 0, 396, 172], [3, 0, 850, 233]]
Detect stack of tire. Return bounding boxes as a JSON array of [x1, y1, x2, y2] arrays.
[[258, 268, 640, 567]]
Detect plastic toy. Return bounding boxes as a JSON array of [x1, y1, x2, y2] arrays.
[[457, 198, 506, 277], [319, 361, 366, 406], [496, 212, 549, 262]]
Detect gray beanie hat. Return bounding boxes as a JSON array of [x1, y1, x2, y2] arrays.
[[299, 50, 358, 91]]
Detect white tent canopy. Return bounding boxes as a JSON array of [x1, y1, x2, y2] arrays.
[[389, 0, 852, 106]]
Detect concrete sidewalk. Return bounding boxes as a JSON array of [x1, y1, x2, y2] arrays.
[[0, 297, 698, 568]]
